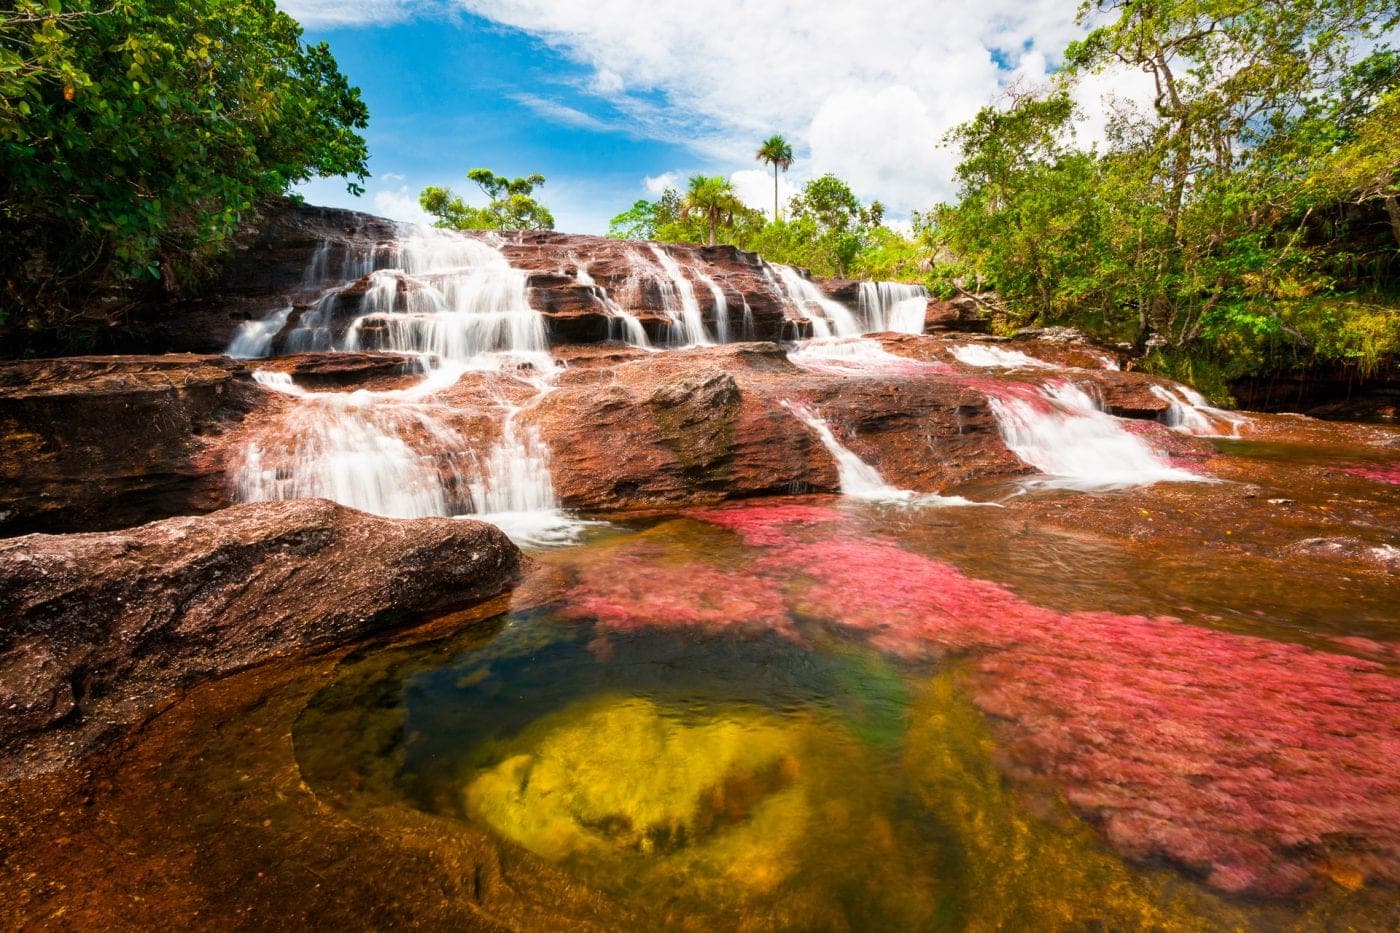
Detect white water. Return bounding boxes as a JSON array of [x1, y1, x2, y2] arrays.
[[768, 264, 862, 338], [574, 260, 650, 346], [228, 226, 589, 546], [787, 337, 937, 377], [858, 282, 927, 334], [1150, 384, 1249, 437], [988, 382, 1206, 489], [647, 244, 714, 346], [232, 370, 475, 519], [950, 344, 1057, 370], [227, 306, 292, 360], [783, 401, 985, 507]]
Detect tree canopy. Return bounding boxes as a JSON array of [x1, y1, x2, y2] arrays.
[[420, 168, 555, 232], [933, 0, 1400, 395], [1, 0, 369, 351], [756, 134, 793, 221]]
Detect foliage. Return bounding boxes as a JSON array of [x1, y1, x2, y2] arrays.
[[420, 168, 554, 231], [607, 198, 659, 240], [755, 133, 793, 221], [1, 0, 369, 349], [679, 174, 745, 247], [932, 0, 1400, 388]]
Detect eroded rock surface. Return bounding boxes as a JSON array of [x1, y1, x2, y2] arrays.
[[0, 499, 522, 779], [0, 354, 264, 535]]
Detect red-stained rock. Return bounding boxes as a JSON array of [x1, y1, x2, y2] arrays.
[[0, 499, 522, 779], [0, 355, 265, 535]]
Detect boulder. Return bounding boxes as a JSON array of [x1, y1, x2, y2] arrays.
[[0, 499, 522, 779], [527, 340, 1027, 510], [0, 355, 264, 535]]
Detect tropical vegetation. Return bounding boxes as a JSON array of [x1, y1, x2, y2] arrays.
[[419, 168, 555, 232], [1, 0, 369, 353]]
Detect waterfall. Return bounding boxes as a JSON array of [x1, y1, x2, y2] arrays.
[[467, 380, 585, 546], [858, 282, 927, 334], [574, 259, 650, 346], [226, 225, 588, 546], [783, 401, 983, 506], [950, 344, 1057, 369], [227, 306, 292, 360], [231, 371, 475, 520], [1150, 384, 1249, 437], [767, 263, 862, 338], [987, 381, 1206, 489], [647, 244, 714, 346]]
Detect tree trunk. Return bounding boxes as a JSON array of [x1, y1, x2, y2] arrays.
[[773, 163, 779, 222], [1385, 195, 1400, 249], [709, 216, 717, 247]]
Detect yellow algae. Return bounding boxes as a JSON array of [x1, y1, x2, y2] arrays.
[[464, 696, 803, 865]]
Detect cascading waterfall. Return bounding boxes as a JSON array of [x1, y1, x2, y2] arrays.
[[647, 244, 714, 346], [226, 225, 586, 545], [227, 307, 292, 360], [573, 259, 650, 347], [950, 344, 1057, 370], [1150, 384, 1249, 437], [767, 263, 862, 338], [857, 282, 928, 334], [783, 401, 983, 506], [987, 381, 1205, 489], [232, 371, 475, 519]]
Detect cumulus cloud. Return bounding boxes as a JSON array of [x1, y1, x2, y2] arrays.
[[643, 171, 682, 196], [729, 168, 797, 218], [372, 185, 435, 224], [455, 0, 1091, 212]]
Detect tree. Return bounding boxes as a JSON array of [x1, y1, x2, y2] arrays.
[[1, 0, 370, 351], [680, 175, 744, 247], [607, 199, 658, 239], [420, 168, 555, 231], [755, 134, 793, 221], [932, 0, 1400, 397], [788, 174, 887, 274]]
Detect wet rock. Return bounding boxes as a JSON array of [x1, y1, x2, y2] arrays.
[[0, 355, 264, 535], [254, 351, 423, 390], [527, 341, 1026, 510], [0, 499, 522, 779]]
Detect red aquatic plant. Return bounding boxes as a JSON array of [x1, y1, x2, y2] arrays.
[[1339, 463, 1400, 485], [686, 507, 1400, 898], [557, 543, 793, 637], [684, 502, 849, 547]]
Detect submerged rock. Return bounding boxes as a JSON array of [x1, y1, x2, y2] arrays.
[[0, 499, 522, 779]]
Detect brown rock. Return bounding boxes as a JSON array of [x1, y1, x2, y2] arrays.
[[0, 499, 522, 778], [0, 355, 265, 535], [528, 340, 1028, 509]]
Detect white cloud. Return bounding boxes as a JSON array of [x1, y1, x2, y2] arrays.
[[643, 171, 682, 196], [372, 185, 435, 224], [729, 168, 796, 219], [456, 0, 1094, 211], [509, 93, 617, 132], [277, 0, 427, 26]]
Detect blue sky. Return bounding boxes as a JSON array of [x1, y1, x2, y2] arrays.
[[286, 1, 1135, 235]]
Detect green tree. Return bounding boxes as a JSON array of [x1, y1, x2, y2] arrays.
[[788, 174, 887, 275], [1, 0, 369, 350], [607, 198, 658, 239], [933, 0, 1400, 391], [755, 134, 793, 221], [680, 175, 744, 247], [420, 168, 554, 231]]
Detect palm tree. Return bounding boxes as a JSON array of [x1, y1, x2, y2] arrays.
[[755, 134, 794, 222], [681, 175, 743, 247]]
